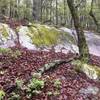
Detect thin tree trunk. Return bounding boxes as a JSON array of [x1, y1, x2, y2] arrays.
[[63, 0, 66, 25], [50, 0, 53, 24], [67, 0, 89, 63], [40, 0, 43, 23], [56, 0, 58, 25], [89, 0, 100, 33]]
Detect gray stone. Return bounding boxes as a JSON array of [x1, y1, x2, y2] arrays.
[[79, 85, 99, 95]]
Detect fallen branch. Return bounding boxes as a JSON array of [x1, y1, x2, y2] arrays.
[[36, 57, 100, 81], [37, 57, 75, 74]]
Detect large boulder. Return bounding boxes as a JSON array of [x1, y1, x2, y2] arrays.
[[60, 27, 100, 56], [0, 23, 100, 57], [17, 24, 75, 52]]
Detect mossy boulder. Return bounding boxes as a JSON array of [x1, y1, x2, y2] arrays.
[[0, 23, 16, 47], [17, 23, 75, 50], [0, 23, 75, 51]]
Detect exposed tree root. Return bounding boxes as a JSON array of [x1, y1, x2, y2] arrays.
[[37, 57, 75, 74], [36, 58, 100, 81]]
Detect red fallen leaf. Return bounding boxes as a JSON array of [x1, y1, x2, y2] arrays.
[[0, 47, 100, 100]]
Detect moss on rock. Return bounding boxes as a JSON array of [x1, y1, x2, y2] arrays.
[[72, 60, 100, 80], [27, 24, 75, 47], [0, 24, 9, 39], [28, 24, 61, 46], [59, 31, 76, 44]]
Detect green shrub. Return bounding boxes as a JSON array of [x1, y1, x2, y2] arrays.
[[26, 77, 44, 98], [28, 78, 44, 91], [0, 90, 5, 100]]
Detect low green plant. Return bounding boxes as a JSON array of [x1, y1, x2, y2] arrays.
[[10, 50, 21, 59], [54, 79, 61, 89], [15, 78, 23, 89], [8, 79, 23, 100], [0, 48, 21, 59], [9, 92, 20, 100], [0, 90, 5, 100], [28, 78, 44, 91], [26, 77, 44, 98], [0, 48, 11, 54]]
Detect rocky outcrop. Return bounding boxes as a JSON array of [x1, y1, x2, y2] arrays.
[[60, 27, 100, 56], [0, 23, 100, 57], [15, 24, 75, 53]]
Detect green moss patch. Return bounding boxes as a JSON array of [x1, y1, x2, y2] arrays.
[[27, 24, 74, 47], [72, 60, 100, 80], [0, 25, 9, 39], [28, 24, 60, 46]]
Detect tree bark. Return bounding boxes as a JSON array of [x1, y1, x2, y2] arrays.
[[56, 0, 58, 25], [32, 0, 40, 21], [89, 0, 100, 33], [67, 0, 89, 63]]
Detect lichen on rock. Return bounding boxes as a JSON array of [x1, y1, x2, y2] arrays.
[[72, 60, 100, 80]]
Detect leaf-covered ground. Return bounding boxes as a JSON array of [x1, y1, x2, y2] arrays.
[[0, 47, 100, 100]]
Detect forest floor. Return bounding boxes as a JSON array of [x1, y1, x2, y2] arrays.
[[0, 47, 100, 100]]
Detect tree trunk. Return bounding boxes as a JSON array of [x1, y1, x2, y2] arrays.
[[67, 0, 89, 63], [50, 0, 53, 24], [32, 0, 40, 21], [89, 0, 100, 33], [56, 0, 58, 25]]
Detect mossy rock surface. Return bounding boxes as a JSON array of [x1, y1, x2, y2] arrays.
[[28, 24, 60, 46], [0, 23, 9, 39], [27, 24, 75, 47], [0, 23, 75, 50], [72, 60, 100, 80], [0, 23, 16, 48]]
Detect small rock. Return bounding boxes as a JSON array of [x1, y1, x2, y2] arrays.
[[79, 85, 99, 95]]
